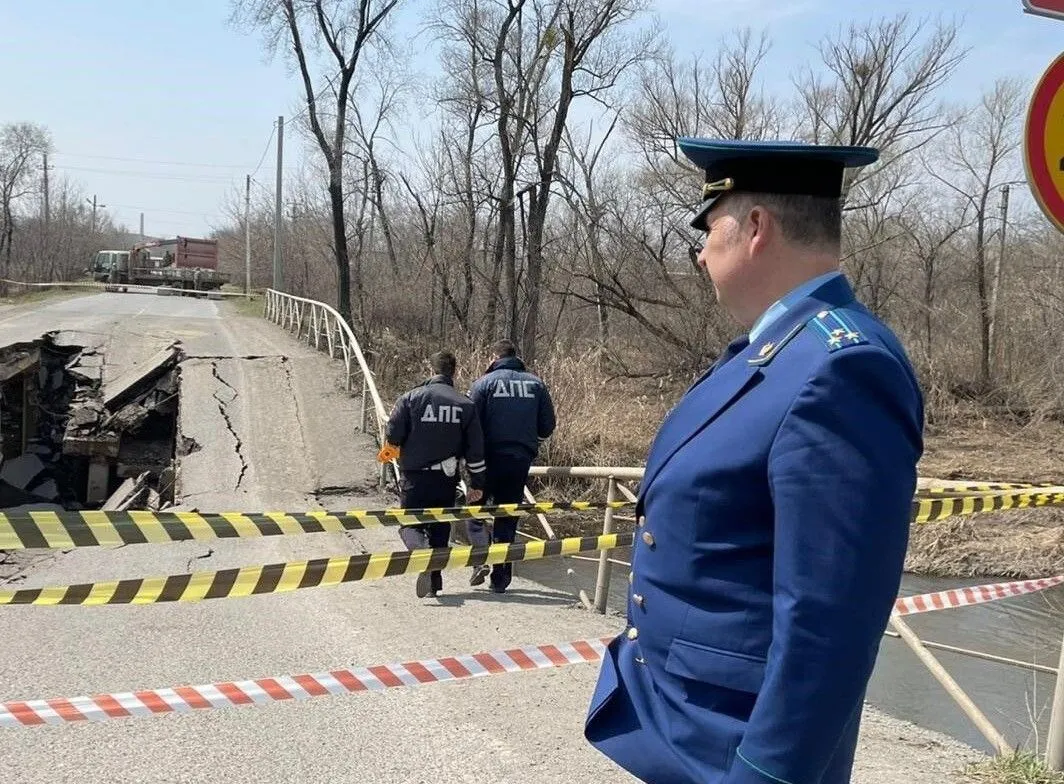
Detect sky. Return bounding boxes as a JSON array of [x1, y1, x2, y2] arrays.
[[0, 0, 1060, 239]]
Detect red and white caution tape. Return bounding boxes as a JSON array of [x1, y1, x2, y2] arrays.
[[894, 575, 1064, 617], [0, 638, 610, 728]]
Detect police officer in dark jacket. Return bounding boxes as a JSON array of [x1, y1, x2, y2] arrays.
[[466, 339, 556, 593], [384, 350, 486, 598]]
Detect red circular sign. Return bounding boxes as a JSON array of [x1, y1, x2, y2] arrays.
[[1024, 51, 1064, 233]]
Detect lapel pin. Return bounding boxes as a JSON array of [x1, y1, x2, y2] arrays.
[[758, 342, 774, 357]]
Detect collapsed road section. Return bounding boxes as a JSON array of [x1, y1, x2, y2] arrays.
[[0, 334, 181, 514]]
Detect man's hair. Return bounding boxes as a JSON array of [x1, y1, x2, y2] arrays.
[[725, 192, 842, 250], [491, 339, 517, 358], [431, 350, 457, 377]]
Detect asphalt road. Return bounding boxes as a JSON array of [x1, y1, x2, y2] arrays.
[[0, 292, 630, 784], [0, 292, 981, 783]]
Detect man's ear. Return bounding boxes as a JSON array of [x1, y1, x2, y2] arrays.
[[747, 205, 773, 255]]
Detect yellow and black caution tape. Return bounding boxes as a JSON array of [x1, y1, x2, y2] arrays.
[[918, 481, 1057, 496], [911, 488, 1064, 524], [0, 532, 632, 607], [0, 501, 634, 551]]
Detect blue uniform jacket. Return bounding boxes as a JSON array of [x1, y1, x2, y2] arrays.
[[584, 274, 924, 784], [469, 357, 556, 460]]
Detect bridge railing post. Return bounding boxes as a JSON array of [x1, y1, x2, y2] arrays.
[[1046, 632, 1064, 769], [593, 476, 617, 614]]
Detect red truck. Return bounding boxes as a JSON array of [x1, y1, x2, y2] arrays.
[[91, 237, 230, 291]]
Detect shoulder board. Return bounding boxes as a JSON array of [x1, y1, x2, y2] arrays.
[[807, 309, 868, 353]]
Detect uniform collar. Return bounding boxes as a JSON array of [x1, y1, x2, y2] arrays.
[[424, 374, 454, 387], [487, 356, 525, 373], [748, 270, 843, 343]]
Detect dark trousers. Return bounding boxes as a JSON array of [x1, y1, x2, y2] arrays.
[[466, 453, 531, 590], [399, 470, 457, 592]]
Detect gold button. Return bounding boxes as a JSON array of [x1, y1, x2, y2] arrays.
[[641, 530, 655, 547], [637, 515, 646, 527], [632, 593, 645, 608], [626, 627, 639, 640]]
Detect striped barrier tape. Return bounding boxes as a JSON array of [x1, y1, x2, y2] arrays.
[[911, 488, 1064, 524], [0, 637, 612, 728], [5, 575, 1062, 727], [5, 486, 1064, 551], [0, 501, 635, 550], [894, 575, 1064, 617], [0, 532, 632, 606], [919, 481, 1057, 495]]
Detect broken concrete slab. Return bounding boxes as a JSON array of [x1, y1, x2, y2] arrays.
[[29, 479, 58, 501], [0, 344, 40, 384], [103, 344, 180, 412], [67, 365, 103, 385], [70, 407, 100, 428], [0, 454, 45, 490]]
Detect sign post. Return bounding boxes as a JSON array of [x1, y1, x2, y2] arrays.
[[1023, 52, 1064, 234], [1024, 0, 1064, 20]]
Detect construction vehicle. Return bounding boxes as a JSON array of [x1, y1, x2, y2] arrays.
[[90, 237, 229, 291]]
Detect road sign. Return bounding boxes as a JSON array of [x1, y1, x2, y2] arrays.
[[1024, 0, 1064, 21], [1024, 52, 1064, 233]]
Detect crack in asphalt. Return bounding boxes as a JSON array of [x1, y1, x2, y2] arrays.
[[210, 360, 248, 490]]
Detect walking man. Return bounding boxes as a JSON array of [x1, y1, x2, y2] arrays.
[[584, 139, 925, 783], [383, 350, 485, 598], [466, 339, 556, 593]]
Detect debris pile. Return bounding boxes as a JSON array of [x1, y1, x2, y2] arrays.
[[0, 335, 181, 512]]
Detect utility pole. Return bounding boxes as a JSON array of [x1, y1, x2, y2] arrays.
[[41, 152, 50, 271], [273, 115, 284, 291], [42, 152, 49, 231], [139, 212, 145, 241], [87, 195, 105, 234], [245, 174, 251, 296], [988, 183, 1010, 370]]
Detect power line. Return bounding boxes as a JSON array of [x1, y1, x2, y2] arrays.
[[105, 203, 225, 218], [52, 151, 250, 170], [250, 123, 277, 179], [54, 165, 239, 185]]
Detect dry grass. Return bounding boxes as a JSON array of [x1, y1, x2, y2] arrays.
[[0, 286, 94, 307], [965, 752, 1064, 784]]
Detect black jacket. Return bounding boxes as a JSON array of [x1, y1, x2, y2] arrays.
[[385, 375, 486, 489], [469, 357, 556, 460]]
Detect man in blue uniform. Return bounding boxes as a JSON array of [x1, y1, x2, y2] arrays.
[[385, 350, 486, 599], [583, 139, 925, 784], [466, 339, 556, 593]]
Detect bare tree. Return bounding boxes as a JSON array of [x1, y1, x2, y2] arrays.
[[0, 123, 50, 277], [519, 0, 649, 363], [794, 13, 967, 203], [233, 0, 400, 326], [928, 78, 1025, 389]]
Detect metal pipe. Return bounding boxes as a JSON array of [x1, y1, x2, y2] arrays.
[[528, 466, 645, 480], [1045, 630, 1064, 769], [889, 614, 1011, 756], [593, 477, 618, 614], [882, 630, 1057, 675]]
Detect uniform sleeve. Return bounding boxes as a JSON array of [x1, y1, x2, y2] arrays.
[[470, 377, 489, 427], [462, 401, 487, 490], [385, 393, 411, 447], [536, 381, 556, 440], [725, 345, 923, 784]]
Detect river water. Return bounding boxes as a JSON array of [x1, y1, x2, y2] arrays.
[[519, 551, 1064, 754]]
